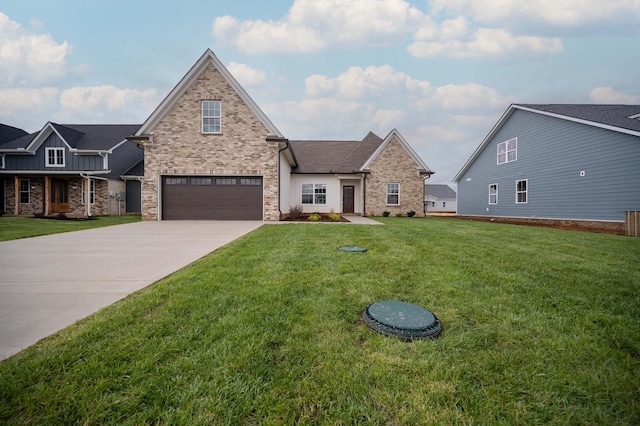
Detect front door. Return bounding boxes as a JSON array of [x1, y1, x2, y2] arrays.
[[343, 185, 354, 214], [50, 179, 69, 213]]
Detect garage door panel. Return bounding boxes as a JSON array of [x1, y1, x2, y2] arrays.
[[162, 176, 263, 220]]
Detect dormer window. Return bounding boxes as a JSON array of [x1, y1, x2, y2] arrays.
[[46, 147, 65, 167], [202, 100, 221, 134]]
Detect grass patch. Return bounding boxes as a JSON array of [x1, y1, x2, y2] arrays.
[[0, 215, 141, 241], [1, 218, 639, 424]]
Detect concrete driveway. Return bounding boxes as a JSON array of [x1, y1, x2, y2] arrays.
[[0, 220, 263, 360]]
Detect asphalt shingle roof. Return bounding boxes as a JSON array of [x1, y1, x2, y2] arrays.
[[289, 131, 384, 173], [517, 104, 640, 133], [0, 124, 28, 146], [51, 124, 141, 150], [122, 159, 144, 177], [425, 184, 456, 199]]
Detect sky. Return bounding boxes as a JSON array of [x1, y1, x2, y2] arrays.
[[1, 0, 639, 184]]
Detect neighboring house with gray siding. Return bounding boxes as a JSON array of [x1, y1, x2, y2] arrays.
[[453, 104, 640, 227], [424, 184, 457, 213], [0, 122, 143, 217]]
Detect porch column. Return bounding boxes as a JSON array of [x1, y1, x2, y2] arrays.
[[14, 176, 19, 216], [44, 176, 51, 216]]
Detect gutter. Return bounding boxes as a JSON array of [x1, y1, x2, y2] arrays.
[[277, 139, 291, 218]]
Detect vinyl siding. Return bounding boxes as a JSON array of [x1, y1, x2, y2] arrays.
[[5, 133, 104, 171], [457, 109, 640, 222]]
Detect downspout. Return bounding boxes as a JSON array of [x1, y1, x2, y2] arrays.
[[80, 173, 108, 217], [423, 174, 431, 217]]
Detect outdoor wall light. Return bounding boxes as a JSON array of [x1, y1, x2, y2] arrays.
[[30, 183, 38, 189], [71, 183, 79, 189]]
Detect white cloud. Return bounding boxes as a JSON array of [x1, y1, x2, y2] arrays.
[[0, 12, 71, 83], [409, 26, 562, 58], [59, 86, 157, 112], [306, 65, 431, 99], [0, 87, 58, 114], [588, 87, 640, 104], [429, 0, 640, 27], [212, 0, 424, 54], [227, 62, 267, 86], [426, 83, 514, 110]]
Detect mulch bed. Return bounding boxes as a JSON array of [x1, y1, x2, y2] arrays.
[[281, 213, 349, 222]]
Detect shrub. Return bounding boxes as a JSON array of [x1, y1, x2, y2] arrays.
[[382, 211, 390, 217], [407, 210, 416, 217], [308, 213, 321, 222], [395, 212, 404, 217], [288, 205, 303, 220], [328, 213, 341, 222]]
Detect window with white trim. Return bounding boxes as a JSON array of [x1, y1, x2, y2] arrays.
[[489, 184, 498, 204], [386, 183, 400, 205], [0, 154, 4, 169], [516, 179, 528, 204], [301, 183, 326, 205], [20, 179, 30, 204], [202, 100, 221, 133], [81, 180, 95, 204], [46, 147, 65, 167], [497, 138, 517, 165]]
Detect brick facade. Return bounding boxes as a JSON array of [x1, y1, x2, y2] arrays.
[[365, 135, 426, 217], [141, 63, 280, 221]]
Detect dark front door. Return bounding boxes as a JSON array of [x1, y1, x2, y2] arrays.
[[343, 185, 354, 214], [50, 179, 69, 213]]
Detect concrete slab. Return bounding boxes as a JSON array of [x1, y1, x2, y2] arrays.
[[0, 220, 263, 360]]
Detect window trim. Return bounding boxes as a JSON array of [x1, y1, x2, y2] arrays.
[[81, 179, 96, 204], [301, 183, 326, 205], [20, 179, 30, 204], [45, 147, 65, 167], [0, 154, 4, 169], [516, 179, 528, 204], [497, 137, 517, 165], [202, 100, 222, 134], [489, 183, 498, 205], [386, 182, 400, 206]]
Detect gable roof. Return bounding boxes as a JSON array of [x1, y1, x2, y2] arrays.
[[361, 129, 432, 174], [425, 184, 456, 199], [0, 122, 140, 153], [0, 124, 28, 145], [289, 129, 433, 175], [135, 49, 283, 138], [289, 131, 384, 173], [453, 103, 640, 182]]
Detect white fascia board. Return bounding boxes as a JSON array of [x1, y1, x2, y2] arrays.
[[453, 105, 516, 182], [515, 105, 640, 138], [361, 129, 431, 172], [25, 122, 74, 153], [136, 49, 283, 138]]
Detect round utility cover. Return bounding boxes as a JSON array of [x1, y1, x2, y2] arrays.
[[338, 246, 367, 252], [362, 301, 441, 340]]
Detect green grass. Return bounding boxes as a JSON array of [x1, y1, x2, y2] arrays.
[[1, 218, 639, 424], [0, 215, 141, 241]]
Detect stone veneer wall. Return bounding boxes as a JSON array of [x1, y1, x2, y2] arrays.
[[142, 62, 280, 221], [365, 136, 426, 217]]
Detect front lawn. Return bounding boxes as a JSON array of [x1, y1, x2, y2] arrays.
[[0, 215, 141, 242], [1, 218, 638, 424]]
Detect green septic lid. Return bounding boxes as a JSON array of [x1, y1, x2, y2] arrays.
[[363, 301, 441, 340], [338, 246, 367, 252]]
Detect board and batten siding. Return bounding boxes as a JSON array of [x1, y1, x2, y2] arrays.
[[457, 109, 640, 222], [4, 133, 104, 171]]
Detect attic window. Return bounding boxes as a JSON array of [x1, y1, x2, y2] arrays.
[[497, 138, 517, 165], [45, 147, 65, 167], [202, 100, 221, 134]]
